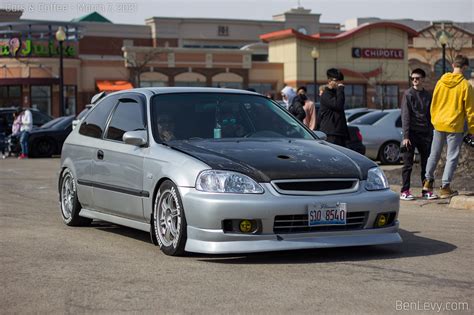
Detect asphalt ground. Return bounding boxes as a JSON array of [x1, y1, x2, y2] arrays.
[[1, 158, 473, 314]]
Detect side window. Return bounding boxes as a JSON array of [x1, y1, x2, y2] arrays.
[[32, 111, 52, 126], [105, 98, 145, 142], [395, 116, 402, 128], [79, 96, 118, 138]]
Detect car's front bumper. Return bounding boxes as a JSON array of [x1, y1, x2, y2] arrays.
[[179, 182, 401, 254]]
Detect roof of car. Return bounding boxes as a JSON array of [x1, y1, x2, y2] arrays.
[[108, 87, 261, 97]]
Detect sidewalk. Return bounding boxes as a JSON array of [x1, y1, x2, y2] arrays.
[[391, 184, 474, 211]]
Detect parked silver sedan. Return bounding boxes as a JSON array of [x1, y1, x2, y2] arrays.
[[59, 88, 401, 256], [349, 109, 403, 164]]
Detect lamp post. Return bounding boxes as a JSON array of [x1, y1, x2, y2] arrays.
[[311, 47, 319, 101], [438, 31, 449, 74], [55, 26, 66, 116]]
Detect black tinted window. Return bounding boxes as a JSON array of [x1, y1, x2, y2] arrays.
[[105, 99, 145, 142], [79, 96, 118, 138], [151, 93, 313, 142], [352, 112, 388, 125], [395, 116, 402, 128], [32, 111, 52, 126]]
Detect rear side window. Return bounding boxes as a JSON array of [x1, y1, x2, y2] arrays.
[[79, 96, 118, 138], [105, 99, 146, 142], [32, 111, 52, 126], [352, 112, 388, 125]]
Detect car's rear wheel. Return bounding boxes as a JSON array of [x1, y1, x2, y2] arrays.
[[60, 168, 91, 226], [379, 141, 401, 165], [152, 180, 187, 256], [32, 138, 55, 157]]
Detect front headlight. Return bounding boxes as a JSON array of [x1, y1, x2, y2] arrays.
[[365, 167, 389, 191], [196, 170, 264, 194]]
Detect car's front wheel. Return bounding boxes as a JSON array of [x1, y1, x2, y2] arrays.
[[379, 141, 401, 165], [59, 168, 91, 226], [152, 180, 187, 256]]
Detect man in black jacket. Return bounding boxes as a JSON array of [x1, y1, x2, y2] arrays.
[[400, 68, 435, 200], [319, 68, 349, 146], [288, 93, 307, 122]]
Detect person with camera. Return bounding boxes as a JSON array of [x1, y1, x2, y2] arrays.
[[319, 68, 349, 147], [400, 68, 434, 200]]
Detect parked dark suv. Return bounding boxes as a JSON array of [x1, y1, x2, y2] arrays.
[[0, 107, 53, 136]]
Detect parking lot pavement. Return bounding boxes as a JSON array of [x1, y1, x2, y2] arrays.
[[1, 158, 473, 314]]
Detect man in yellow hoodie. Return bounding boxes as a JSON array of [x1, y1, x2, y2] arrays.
[[423, 55, 474, 198]]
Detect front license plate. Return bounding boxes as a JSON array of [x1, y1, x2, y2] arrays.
[[308, 203, 347, 226]]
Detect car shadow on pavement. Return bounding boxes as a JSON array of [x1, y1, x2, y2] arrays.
[[194, 229, 457, 264], [87, 223, 457, 264]]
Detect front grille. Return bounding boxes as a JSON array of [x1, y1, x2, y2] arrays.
[[273, 211, 368, 234], [271, 179, 358, 195]]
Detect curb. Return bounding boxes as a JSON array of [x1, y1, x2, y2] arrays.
[[449, 195, 474, 211]]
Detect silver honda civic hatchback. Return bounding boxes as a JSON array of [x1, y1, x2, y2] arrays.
[[59, 87, 401, 256]]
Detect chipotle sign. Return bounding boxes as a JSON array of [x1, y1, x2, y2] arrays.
[[352, 48, 404, 59]]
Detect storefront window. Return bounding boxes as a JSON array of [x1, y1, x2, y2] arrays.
[[0, 85, 22, 107], [345, 84, 366, 108], [304, 84, 318, 104], [64, 85, 77, 116], [248, 83, 272, 96], [375, 85, 399, 109], [31, 85, 52, 115], [174, 81, 207, 87], [434, 59, 454, 79], [140, 81, 167, 87]]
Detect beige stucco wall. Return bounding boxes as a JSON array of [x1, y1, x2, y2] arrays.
[[268, 38, 299, 83], [269, 27, 410, 85]]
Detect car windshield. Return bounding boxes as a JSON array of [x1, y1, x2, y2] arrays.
[[351, 111, 388, 125], [151, 92, 314, 142], [40, 117, 64, 129]]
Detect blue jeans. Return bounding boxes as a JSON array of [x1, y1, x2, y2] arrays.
[[425, 130, 464, 187], [20, 131, 29, 156]]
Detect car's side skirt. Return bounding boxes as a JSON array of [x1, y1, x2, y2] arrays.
[[79, 208, 150, 232]]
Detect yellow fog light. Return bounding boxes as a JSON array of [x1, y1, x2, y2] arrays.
[[375, 214, 387, 228], [239, 220, 253, 233]]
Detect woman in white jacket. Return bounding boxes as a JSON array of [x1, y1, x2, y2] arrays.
[[19, 107, 33, 159]]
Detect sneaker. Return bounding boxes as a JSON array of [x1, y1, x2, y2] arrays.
[[439, 185, 458, 199], [18, 154, 28, 160], [2, 154, 5, 159], [422, 190, 438, 200], [400, 190, 415, 201]]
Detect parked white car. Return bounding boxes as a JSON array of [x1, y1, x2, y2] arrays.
[[349, 109, 403, 164]]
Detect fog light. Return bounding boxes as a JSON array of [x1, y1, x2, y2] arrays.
[[375, 214, 387, 228], [239, 220, 253, 233]]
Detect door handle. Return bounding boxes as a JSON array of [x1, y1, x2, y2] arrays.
[[97, 150, 104, 160]]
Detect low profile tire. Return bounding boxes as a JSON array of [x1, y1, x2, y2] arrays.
[[59, 168, 91, 226], [152, 180, 187, 256], [379, 141, 401, 165]]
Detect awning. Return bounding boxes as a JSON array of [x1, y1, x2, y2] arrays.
[[96, 80, 133, 92]]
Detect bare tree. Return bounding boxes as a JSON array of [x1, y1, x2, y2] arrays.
[[123, 49, 163, 88], [365, 60, 399, 110]]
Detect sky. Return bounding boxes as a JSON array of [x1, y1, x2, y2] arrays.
[[1, 0, 473, 24]]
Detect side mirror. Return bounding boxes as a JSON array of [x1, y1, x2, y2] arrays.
[[313, 130, 328, 141], [123, 130, 148, 146]]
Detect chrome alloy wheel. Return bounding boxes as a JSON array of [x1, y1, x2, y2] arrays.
[[383, 142, 400, 163], [61, 171, 75, 221], [157, 187, 182, 248]]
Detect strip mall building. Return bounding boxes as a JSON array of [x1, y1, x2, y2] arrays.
[[1, 7, 472, 116]]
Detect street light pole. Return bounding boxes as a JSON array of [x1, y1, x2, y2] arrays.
[[311, 47, 319, 102], [55, 26, 66, 116], [438, 31, 449, 75]]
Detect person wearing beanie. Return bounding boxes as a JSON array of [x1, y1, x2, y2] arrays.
[[318, 68, 349, 147]]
